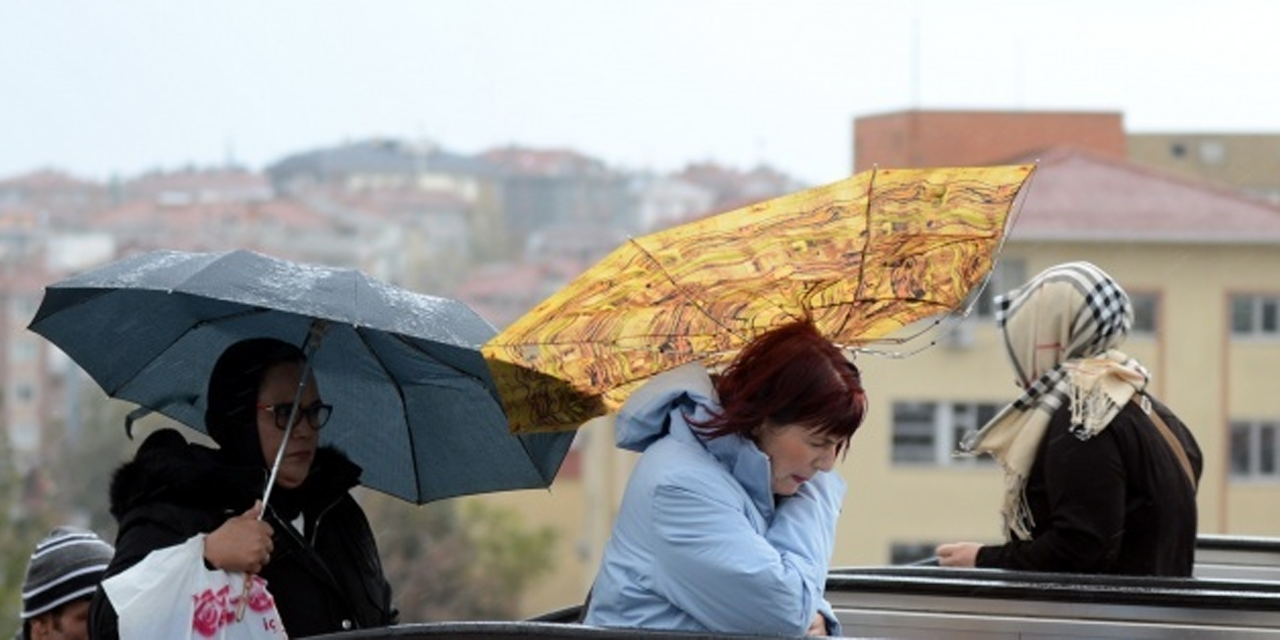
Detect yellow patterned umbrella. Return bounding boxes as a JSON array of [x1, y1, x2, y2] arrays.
[[484, 164, 1036, 433]]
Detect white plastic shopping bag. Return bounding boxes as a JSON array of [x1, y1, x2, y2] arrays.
[[102, 534, 288, 639]]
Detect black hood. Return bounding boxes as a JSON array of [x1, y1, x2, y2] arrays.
[[205, 337, 307, 468]]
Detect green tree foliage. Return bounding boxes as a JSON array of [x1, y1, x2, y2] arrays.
[[0, 388, 157, 634], [0, 426, 26, 635], [363, 492, 557, 622], [0, 418, 58, 636], [45, 394, 141, 537]]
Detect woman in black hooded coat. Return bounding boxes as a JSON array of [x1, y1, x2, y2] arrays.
[[89, 338, 398, 638]]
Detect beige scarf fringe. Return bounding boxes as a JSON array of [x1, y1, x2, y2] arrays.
[[974, 351, 1147, 541]]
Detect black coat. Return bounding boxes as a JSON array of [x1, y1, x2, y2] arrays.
[[89, 429, 398, 638], [976, 395, 1202, 576]]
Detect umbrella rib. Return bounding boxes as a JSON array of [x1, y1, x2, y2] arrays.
[[106, 305, 275, 397], [162, 249, 244, 293], [351, 327, 421, 500], [353, 330, 528, 500], [623, 237, 798, 343], [835, 165, 879, 339], [383, 332, 558, 486], [623, 166, 883, 345]]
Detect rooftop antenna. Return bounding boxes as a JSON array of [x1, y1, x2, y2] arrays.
[[910, 5, 921, 108], [224, 134, 237, 169], [1014, 38, 1025, 110]]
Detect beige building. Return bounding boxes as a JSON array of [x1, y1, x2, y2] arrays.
[[483, 143, 1280, 617], [846, 146, 1280, 566], [1128, 133, 1280, 205]]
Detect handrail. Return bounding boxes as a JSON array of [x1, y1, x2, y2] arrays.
[[1197, 534, 1280, 553], [316, 545, 1280, 639], [826, 565, 1280, 605]]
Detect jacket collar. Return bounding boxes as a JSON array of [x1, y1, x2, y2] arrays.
[[615, 363, 776, 520]]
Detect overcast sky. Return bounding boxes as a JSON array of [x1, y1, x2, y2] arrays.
[[4, 0, 1278, 185]]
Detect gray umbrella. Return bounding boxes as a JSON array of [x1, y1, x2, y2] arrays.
[[28, 248, 574, 504]]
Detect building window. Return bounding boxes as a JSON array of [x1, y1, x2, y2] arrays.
[[1231, 295, 1280, 338], [1230, 420, 1280, 480], [10, 296, 38, 321], [1129, 292, 1159, 336], [11, 422, 38, 453], [1170, 142, 1187, 158], [892, 400, 1001, 466], [1199, 140, 1226, 166], [890, 541, 940, 565], [892, 401, 937, 464], [9, 339, 37, 363], [974, 258, 1027, 319]]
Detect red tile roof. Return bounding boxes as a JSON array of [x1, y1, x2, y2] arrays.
[[124, 168, 271, 202], [0, 169, 101, 190], [333, 189, 469, 220], [453, 259, 592, 328], [89, 198, 331, 232], [1007, 146, 1280, 244], [479, 146, 608, 177]]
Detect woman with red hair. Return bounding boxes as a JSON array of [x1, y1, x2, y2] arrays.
[[583, 319, 866, 637]]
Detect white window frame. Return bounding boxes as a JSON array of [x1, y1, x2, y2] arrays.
[[1230, 420, 1280, 481], [1128, 291, 1159, 337], [1198, 140, 1226, 165], [1230, 294, 1280, 339], [892, 400, 1001, 467]]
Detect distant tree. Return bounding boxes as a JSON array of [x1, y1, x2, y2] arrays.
[[0, 425, 24, 635], [0, 422, 59, 636], [43, 393, 140, 537], [364, 492, 557, 622], [457, 501, 558, 615], [0, 388, 155, 633]]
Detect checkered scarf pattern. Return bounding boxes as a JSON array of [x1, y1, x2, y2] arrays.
[[960, 262, 1148, 540]]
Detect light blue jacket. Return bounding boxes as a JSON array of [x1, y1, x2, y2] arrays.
[[583, 363, 845, 637]]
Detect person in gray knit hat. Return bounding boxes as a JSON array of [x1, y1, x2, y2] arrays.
[[18, 526, 114, 640]]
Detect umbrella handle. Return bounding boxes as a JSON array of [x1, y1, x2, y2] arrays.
[[258, 319, 330, 514]]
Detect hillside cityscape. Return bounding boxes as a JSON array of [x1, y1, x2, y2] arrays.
[[5, 109, 1280, 621]]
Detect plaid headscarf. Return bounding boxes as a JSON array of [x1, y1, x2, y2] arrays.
[[960, 262, 1149, 540]]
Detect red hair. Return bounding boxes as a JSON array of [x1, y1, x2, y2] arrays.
[[694, 319, 867, 453]]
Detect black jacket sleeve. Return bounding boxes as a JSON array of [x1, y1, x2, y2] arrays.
[[975, 411, 1129, 572], [975, 397, 1201, 576]]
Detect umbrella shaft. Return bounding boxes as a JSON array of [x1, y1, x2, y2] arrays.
[[260, 321, 327, 515]]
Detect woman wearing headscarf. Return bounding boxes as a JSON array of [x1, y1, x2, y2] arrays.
[[89, 338, 397, 638], [936, 262, 1201, 576], [583, 319, 867, 636]]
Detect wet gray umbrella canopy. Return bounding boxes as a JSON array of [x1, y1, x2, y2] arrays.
[[28, 248, 573, 504]]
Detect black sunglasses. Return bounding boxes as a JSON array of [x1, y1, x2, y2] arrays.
[[256, 401, 333, 431]]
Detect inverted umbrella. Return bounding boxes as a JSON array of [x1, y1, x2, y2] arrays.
[[484, 164, 1036, 433], [28, 248, 576, 504]]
